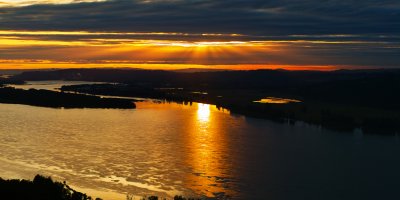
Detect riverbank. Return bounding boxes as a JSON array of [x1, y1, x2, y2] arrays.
[[0, 87, 136, 109], [61, 83, 400, 135]]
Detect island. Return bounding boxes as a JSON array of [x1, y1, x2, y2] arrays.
[[0, 87, 135, 109]]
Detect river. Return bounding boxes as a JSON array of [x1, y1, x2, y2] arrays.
[[1, 81, 399, 200]]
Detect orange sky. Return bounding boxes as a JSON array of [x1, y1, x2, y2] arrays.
[[0, 30, 389, 71], [0, 61, 339, 71], [0, 0, 398, 71]]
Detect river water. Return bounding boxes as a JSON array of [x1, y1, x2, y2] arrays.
[[0, 81, 399, 200]]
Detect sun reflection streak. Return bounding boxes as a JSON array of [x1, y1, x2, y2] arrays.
[[181, 103, 236, 198], [197, 103, 211, 123]]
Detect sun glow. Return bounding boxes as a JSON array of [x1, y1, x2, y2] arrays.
[[0, 30, 346, 70], [0, 60, 339, 71], [197, 103, 211, 123]]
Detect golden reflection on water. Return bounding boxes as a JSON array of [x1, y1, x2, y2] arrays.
[[0, 99, 234, 199], [197, 103, 211, 123], [184, 103, 233, 197], [253, 97, 302, 104], [136, 101, 232, 197]]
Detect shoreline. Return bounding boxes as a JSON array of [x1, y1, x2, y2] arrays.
[[0, 87, 136, 109]]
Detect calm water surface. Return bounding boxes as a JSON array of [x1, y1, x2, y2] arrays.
[[1, 82, 400, 200]]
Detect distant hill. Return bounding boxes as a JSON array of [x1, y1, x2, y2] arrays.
[[173, 68, 231, 73], [12, 68, 400, 88], [0, 69, 57, 75]]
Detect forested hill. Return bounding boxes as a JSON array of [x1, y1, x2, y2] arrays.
[[11, 68, 400, 88]]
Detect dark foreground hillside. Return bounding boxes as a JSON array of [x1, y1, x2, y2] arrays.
[[0, 175, 201, 200], [0, 175, 94, 200]]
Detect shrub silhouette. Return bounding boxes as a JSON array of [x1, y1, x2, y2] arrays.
[[0, 175, 94, 200]]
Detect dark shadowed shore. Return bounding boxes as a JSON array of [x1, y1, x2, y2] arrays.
[[0, 87, 135, 109]]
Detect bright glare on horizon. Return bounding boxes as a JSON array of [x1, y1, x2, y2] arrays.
[[0, 30, 365, 70], [0, 0, 105, 7]]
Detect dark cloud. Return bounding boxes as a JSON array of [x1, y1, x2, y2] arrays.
[[0, 0, 399, 36]]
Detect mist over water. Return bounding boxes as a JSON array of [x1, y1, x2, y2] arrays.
[[1, 82, 400, 199]]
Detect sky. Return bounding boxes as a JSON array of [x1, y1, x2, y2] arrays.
[[0, 0, 399, 70]]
